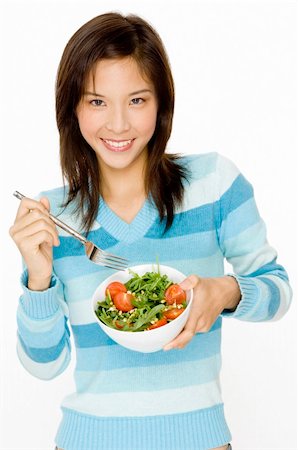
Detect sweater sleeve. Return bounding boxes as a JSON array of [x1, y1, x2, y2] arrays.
[[215, 154, 292, 322], [16, 270, 71, 380]]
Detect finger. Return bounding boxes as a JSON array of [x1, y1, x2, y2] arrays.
[[12, 220, 60, 248], [10, 212, 60, 246], [179, 274, 200, 290], [15, 197, 50, 221], [195, 321, 214, 333], [11, 208, 58, 236], [18, 230, 56, 253], [39, 197, 50, 211], [163, 292, 203, 351], [164, 326, 196, 351], [163, 309, 200, 351]]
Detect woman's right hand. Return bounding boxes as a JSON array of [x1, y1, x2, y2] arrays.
[[9, 197, 60, 291]]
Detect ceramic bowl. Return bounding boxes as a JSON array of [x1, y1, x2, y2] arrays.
[[91, 264, 193, 353]]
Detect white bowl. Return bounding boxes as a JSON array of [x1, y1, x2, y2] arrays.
[[91, 264, 193, 353]]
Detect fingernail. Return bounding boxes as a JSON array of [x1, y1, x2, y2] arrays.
[[179, 279, 192, 289], [163, 344, 174, 351]]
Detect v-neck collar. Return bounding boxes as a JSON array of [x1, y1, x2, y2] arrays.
[[96, 196, 159, 243]]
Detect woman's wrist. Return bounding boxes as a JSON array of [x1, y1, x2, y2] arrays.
[[221, 275, 241, 311], [28, 276, 52, 291]]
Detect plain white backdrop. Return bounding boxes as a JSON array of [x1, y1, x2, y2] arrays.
[[0, 1, 297, 449]]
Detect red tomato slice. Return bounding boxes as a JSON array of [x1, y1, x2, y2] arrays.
[[113, 292, 134, 312], [148, 317, 168, 330], [163, 307, 185, 320], [165, 284, 186, 305], [105, 281, 127, 299]]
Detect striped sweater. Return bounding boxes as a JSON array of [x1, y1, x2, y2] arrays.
[[16, 153, 292, 450]]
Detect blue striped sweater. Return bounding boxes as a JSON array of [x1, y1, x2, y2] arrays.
[[16, 153, 292, 450]]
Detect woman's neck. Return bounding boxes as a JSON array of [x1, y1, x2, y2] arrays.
[[98, 154, 147, 223]]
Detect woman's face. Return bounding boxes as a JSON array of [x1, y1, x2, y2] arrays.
[[76, 57, 158, 172]]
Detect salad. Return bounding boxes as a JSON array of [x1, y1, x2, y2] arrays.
[[95, 269, 187, 332]]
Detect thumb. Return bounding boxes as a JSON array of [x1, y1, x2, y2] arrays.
[[39, 196, 50, 212], [179, 274, 200, 290]]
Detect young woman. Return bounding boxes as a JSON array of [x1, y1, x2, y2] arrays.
[[9, 12, 292, 450]]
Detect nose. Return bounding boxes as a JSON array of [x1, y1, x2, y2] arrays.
[[105, 105, 130, 134]]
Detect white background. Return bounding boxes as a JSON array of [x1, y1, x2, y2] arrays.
[[0, 1, 297, 449]]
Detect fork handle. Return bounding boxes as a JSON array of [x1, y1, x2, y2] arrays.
[[13, 191, 87, 244]]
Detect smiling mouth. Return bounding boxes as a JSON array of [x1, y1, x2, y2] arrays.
[[102, 138, 134, 151]]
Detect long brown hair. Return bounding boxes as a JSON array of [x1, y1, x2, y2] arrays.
[[56, 12, 189, 233]]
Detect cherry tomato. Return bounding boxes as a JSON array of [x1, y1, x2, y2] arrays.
[[148, 317, 168, 330], [165, 284, 186, 305], [163, 307, 185, 320], [105, 281, 127, 299], [113, 291, 134, 312]]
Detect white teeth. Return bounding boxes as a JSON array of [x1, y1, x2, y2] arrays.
[[104, 139, 132, 148]]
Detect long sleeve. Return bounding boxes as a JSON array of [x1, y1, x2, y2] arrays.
[[16, 270, 71, 380], [215, 154, 292, 321]]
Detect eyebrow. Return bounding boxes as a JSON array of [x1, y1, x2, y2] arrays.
[[84, 89, 153, 97]]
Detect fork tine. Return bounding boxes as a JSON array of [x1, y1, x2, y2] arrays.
[[90, 248, 129, 270], [100, 255, 128, 265], [99, 254, 129, 267], [95, 256, 128, 271], [100, 250, 128, 263], [86, 242, 129, 267], [105, 263, 127, 271], [89, 247, 128, 265]]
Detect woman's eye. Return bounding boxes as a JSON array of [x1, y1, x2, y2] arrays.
[[90, 99, 105, 106], [130, 98, 144, 105]]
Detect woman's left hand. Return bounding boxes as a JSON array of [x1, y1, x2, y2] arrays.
[[163, 275, 241, 350]]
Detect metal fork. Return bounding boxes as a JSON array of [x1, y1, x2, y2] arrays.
[[13, 191, 129, 271]]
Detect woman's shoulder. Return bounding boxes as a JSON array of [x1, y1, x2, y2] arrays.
[[177, 152, 247, 212], [178, 151, 240, 181]]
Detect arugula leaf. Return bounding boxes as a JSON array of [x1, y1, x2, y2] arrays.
[[95, 270, 175, 332]]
